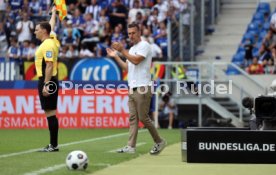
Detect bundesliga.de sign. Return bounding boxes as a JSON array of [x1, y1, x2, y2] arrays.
[[0, 89, 131, 129]]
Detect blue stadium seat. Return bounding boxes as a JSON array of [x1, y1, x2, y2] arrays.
[[232, 52, 245, 62], [243, 33, 252, 39], [248, 30, 258, 38], [237, 46, 245, 53], [252, 47, 260, 57], [253, 12, 265, 22], [247, 22, 260, 32], [258, 9, 270, 15], [232, 60, 244, 67], [242, 32, 254, 43], [257, 2, 271, 14], [226, 67, 241, 75], [263, 21, 270, 31], [259, 31, 267, 41], [231, 2, 270, 73], [256, 41, 263, 49]]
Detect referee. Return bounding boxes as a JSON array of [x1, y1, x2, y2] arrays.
[[35, 7, 60, 152]]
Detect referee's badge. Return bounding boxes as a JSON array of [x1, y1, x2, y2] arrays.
[[46, 51, 53, 58]]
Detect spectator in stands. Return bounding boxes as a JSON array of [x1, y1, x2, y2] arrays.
[[16, 11, 34, 44], [147, 8, 161, 34], [143, 0, 155, 9], [96, 36, 111, 57], [9, 0, 23, 14], [77, 0, 88, 14], [59, 45, 68, 59], [166, 2, 178, 23], [21, 0, 30, 13], [39, 0, 51, 17], [135, 11, 146, 28], [62, 28, 78, 47], [259, 30, 274, 62], [179, 0, 190, 13], [264, 58, 275, 74], [72, 8, 86, 32], [246, 57, 264, 74], [82, 13, 99, 43], [29, 0, 40, 17], [151, 0, 168, 23], [67, 3, 76, 18], [0, 0, 6, 21], [146, 0, 156, 7], [7, 37, 20, 60], [20, 40, 30, 60], [7, 37, 22, 79], [179, 0, 191, 41], [79, 43, 95, 58], [144, 37, 162, 59], [85, 0, 102, 20], [111, 25, 124, 42], [27, 41, 36, 61], [98, 9, 109, 37], [66, 45, 79, 59], [0, 22, 8, 57], [99, 21, 112, 39], [5, 9, 18, 42], [141, 27, 154, 44], [107, 0, 128, 29], [243, 38, 254, 67], [63, 20, 81, 43], [158, 92, 177, 129], [128, 0, 144, 24], [153, 21, 167, 46]]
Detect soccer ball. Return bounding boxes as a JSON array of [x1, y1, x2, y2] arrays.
[[66, 150, 88, 170]]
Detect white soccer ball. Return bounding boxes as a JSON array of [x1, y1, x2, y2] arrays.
[[66, 150, 88, 170]]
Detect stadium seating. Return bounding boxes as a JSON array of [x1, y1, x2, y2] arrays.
[[227, 2, 272, 75]]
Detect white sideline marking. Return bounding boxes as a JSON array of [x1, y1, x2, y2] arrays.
[[108, 142, 147, 153], [0, 148, 42, 159], [23, 163, 112, 175], [23, 164, 66, 175], [0, 130, 147, 159]]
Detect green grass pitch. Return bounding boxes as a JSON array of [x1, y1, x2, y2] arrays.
[[0, 129, 180, 175]]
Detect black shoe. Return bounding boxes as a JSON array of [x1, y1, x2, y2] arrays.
[[38, 144, 59, 152]]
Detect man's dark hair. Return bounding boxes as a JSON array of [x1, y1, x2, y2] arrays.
[[128, 22, 140, 31], [38, 21, 51, 35]]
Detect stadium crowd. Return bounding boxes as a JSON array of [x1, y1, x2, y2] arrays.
[[239, 3, 276, 75], [0, 0, 191, 61]]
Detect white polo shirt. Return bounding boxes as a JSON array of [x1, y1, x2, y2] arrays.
[[127, 40, 152, 88]]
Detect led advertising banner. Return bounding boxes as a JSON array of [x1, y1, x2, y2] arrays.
[[0, 88, 130, 129]]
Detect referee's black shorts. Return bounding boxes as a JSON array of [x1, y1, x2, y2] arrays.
[[38, 76, 59, 110]]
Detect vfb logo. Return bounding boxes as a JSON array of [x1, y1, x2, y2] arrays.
[[70, 58, 121, 81]]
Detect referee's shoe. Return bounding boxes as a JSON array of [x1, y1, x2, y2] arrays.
[[38, 144, 59, 152]]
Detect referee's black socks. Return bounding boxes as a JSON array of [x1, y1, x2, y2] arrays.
[[47, 115, 59, 147]]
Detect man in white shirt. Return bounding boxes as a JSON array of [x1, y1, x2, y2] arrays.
[[106, 22, 166, 155], [16, 12, 34, 44], [128, 0, 144, 24]]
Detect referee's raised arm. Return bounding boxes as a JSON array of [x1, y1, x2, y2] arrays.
[[49, 6, 57, 32]]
